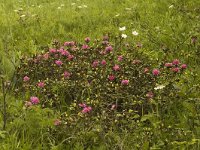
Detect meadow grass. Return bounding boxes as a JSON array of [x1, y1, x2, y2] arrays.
[[0, 0, 200, 149]]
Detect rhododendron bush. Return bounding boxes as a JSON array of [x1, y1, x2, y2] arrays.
[[15, 36, 187, 117], [14, 36, 189, 148]]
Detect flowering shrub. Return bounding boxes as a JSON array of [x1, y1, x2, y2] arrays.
[[15, 36, 188, 117], [14, 36, 190, 148]]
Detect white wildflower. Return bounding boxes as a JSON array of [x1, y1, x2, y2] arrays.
[[78, 6, 83, 8], [71, 3, 76, 6], [132, 31, 139, 36], [154, 85, 165, 90], [83, 5, 87, 8], [61, 4, 65, 7], [121, 34, 127, 39], [57, 7, 61, 9], [119, 26, 126, 31], [169, 5, 174, 9]]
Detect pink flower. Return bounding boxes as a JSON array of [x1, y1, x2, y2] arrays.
[[49, 49, 57, 53], [92, 60, 99, 68], [105, 46, 113, 52], [64, 42, 70, 46], [172, 67, 180, 73], [64, 41, 75, 46], [67, 54, 74, 61], [101, 60, 107, 66], [172, 59, 180, 65], [82, 44, 89, 50], [113, 65, 120, 71], [121, 80, 129, 85], [181, 64, 187, 69], [117, 55, 123, 61], [54, 119, 62, 126], [43, 53, 49, 60], [152, 69, 160, 76], [85, 37, 90, 43], [108, 75, 115, 81], [23, 76, 30, 82], [82, 106, 92, 113], [37, 81, 45, 88], [64, 71, 71, 78], [69, 41, 75, 46], [144, 68, 149, 73], [79, 103, 86, 108], [165, 63, 173, 68], [146, 91, 154, 99], [30, 96, 40, 105], [25, 101, 32, 107], [55, 60, 63, 66]]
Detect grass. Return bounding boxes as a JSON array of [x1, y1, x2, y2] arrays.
[[0, 0, 200, 149]]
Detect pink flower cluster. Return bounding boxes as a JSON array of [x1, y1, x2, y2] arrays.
[[79, 103, 92, 114], [23, 76, 30, 82], [25, 96, 40, 108], [165, 59, 187, 73], [37, 81, 45, 88]]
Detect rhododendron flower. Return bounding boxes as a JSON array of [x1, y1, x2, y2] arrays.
[[108, 75, 115, 81], [37, 81, 45, 88], [92, 60, 99, 68], [49, 49, 57, 53], [105, 46, 113, 52], [43, 53, 49, 60], [172, 59, 180, 65], [82, 106, 92, 113], [144, 68, 149, 73], [121, 80, 129, 85], [117, 56, 123, 61], [62, 50, 70, 56], [82, 44, 89, 50], [113, 65, 120, 71], [84, 37, 90, 43], [64, 71, 71, 78], [172, 67, 180, 73], [64, 42, 70, 46], [146, 91, 154, 99], [67, 54, 74, 61], [79, 103, 86, 108], [54, 119, 62, 126], [30, 96, 40, 105], [152, 69, 160, 76], [181, 64, 187, 69], [101, 60, 106, 66], [55, 60, 63, 66], [25, 101, 32, 107], [165, 63, 173, 68], [23, 76, 30, 82]]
